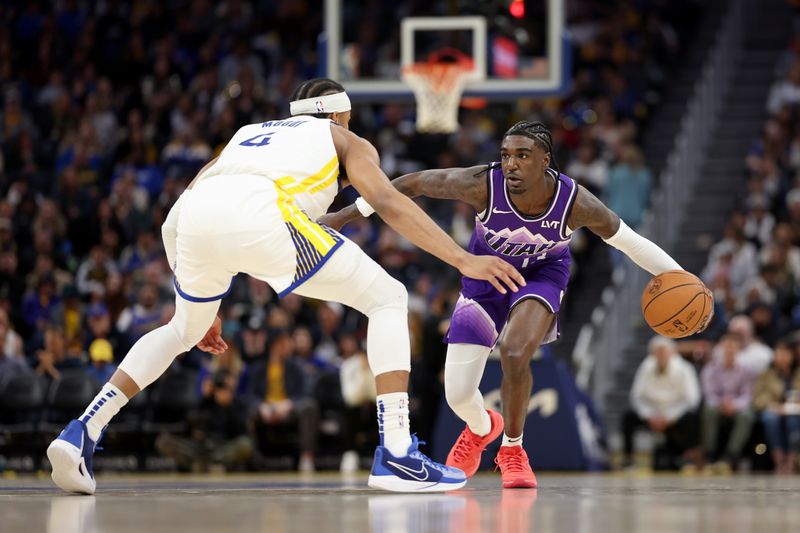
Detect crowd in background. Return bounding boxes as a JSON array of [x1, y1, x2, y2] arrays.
[[623, 21, 800, 475], [0, 0, 700, 472]]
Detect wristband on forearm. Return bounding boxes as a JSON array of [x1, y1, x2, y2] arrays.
[[355, 197, 376, 217]]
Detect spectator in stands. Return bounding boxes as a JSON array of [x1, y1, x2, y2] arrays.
[[566, 140, 609, 196], [0, 250, 24, 312], [702, 223, 759, 309], [156, 370, 254, 472], [161, 125, 212, 180], [312, 302, 344, 367], [293, 325, 322, 373], [34, 327, 82, 382], [52, 284, 83, 343], [85, 301, 114, 350], [339, 336, 376, 473], [247, 330, 318, 473], [766, 59, 800, 114], [606, 144, 652, 229], [75, 245, 118, 297], [0, 308, 27, 388], [20, 276, 59, 332], [116, 283, 163, 349], [239, 314, 268, 364], [0, 308, 23, 361], [760, 223, 800, 285], [753, 341, 800, 474], [700, 334, 757, 472], [744, 194, 776, 249], [87, 338, 116, 384], [622, 336, 701, 469], [725, 315, 774, 374], [200, 345, 246, 396]]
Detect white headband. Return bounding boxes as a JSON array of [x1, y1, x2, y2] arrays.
[[289, 91, 351, 116]]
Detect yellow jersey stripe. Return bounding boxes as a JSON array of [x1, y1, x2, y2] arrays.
[[308, 172, 339, 194], [299, 156, 339, 188], [275, 187, 335, 251], [274, 156, 339, 196]]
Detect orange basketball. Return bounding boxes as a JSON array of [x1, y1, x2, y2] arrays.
[[641, 270, 714, 338]]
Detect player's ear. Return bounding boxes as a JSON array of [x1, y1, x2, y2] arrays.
[[543, 151, 551, 169]]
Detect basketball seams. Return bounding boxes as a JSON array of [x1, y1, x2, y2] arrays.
[[649, 291, 706, 328], [681, 291, 708, 337], [642, 282, 702, 315], [642, 271, 714, 338]]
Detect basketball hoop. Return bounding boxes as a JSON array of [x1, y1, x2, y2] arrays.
[[402, 49, 474, 134]]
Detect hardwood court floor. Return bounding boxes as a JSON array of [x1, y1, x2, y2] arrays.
[[2, 472, 799, 533]]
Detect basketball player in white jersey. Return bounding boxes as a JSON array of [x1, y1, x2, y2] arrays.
[[47, 78, 525, 494]]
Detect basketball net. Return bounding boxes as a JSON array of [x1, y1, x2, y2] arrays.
[[402, 50, 474, 134]]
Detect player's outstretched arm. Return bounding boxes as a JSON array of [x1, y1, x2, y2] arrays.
[[332, 127, 525, 294], [566, 185, 682, 275], [318, 164, 488, 230]]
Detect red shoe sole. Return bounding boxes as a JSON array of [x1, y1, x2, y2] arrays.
[[502, 477, 538, 489]]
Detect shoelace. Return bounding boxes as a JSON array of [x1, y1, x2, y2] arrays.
[[408, 435, 452, 474], [494, 449, 528, 473], [450, 430, 484, 462]]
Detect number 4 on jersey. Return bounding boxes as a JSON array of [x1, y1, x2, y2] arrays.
[[239, 132, 274, 147]]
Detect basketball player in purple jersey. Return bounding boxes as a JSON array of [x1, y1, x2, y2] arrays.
[[323, 121, 688, 488]]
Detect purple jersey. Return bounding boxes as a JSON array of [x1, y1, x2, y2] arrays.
[[469, 165, 576, 271], [446, 165, 577, 348]]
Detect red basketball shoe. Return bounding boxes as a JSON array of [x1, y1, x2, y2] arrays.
[[495, 445, 538, 489], [445, 410, 504, 477]]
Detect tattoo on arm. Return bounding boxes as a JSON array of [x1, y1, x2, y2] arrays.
[[566, 185, 621, 239], [395, 165, 489, 212]]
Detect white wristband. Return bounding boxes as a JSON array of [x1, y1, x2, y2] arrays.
[[355, 197, 376, 217]]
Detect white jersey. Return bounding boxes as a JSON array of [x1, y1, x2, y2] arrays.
[[199, 115, 340, 221], [178, 115, 345, 298]]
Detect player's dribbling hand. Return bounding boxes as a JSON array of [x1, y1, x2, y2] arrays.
[[317, 211, 348, 231], [197, 316, 228, 355], [460, 255, 526, 295]]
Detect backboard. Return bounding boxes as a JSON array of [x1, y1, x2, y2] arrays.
[[321, 0, 570, 101]]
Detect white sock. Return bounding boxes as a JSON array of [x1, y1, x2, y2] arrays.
[[377, 392, 412, 457], [502, 433, 523, 448], [79, 383, 128, 442]]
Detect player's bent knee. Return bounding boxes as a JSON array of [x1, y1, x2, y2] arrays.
[[379, 275, 408, 308], [362, 273, 408, 315], [498, 340, 529, 362], [444, 382, 472, 410], [168, 316, 207, 351]]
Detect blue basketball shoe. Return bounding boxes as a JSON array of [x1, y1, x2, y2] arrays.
[[47, 419, 101, 494], [368, 435, 467, 492]]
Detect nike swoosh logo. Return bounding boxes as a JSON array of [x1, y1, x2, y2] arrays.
[[386, 460, 429, 481], [492, 207, 513, 214]]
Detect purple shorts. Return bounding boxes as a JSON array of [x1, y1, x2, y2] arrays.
[[445, 257, 570, 348]]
